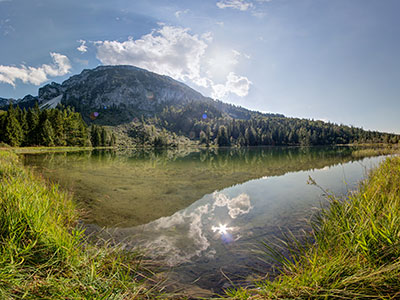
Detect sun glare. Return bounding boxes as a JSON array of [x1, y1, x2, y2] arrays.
[[212, 223, 229, 235]]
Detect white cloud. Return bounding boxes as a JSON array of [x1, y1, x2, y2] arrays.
[[96, 26, 209, 87], [216, 0, 253, 11], [201, 32, 213, 43], [0, 52, 71, 87], [175, 9, 189, 18], [77, 39, 88, 53], [213, 192, 252, 218], [94, 25, 251, 99], [212, 72, 252, 98]]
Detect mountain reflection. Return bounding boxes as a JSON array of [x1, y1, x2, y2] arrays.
[[23, 146, 368, 227]]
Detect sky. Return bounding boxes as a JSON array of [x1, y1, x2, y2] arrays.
[[0, 0, 399, 133]]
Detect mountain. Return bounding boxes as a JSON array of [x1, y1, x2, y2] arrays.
[[1, 65, 398, 148], [0, 95, 38, 110], [33, 65, 282, 125], [0, 97, 15, 107]]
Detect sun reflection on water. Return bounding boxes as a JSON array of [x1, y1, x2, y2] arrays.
[[212, 223, 229, 235], [212, 223, 235, 243]]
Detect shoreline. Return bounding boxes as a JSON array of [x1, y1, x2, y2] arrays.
[[1, 147, 399, 299]]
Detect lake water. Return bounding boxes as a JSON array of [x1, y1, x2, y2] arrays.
[[22, 147, 387, 295]]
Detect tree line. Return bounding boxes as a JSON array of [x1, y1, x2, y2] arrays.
[[151, 104, 400, 147], [0, 103, 116, 147]]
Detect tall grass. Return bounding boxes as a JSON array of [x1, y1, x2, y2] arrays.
[[0, 150, 165, 299], [227, 156, 400, 299]]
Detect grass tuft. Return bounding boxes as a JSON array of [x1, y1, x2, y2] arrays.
[[0, 150, 165, 299]]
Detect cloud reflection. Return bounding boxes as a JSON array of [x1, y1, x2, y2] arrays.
[[109, 191, 252, 266]]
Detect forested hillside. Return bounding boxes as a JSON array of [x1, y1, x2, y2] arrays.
[[141, 103, 400, 147]]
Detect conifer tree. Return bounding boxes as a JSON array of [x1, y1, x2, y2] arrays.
[[40, 119, 55, 146], [3, 103, 23, 146], [110, 133, 117, 146], [217, 125, 230, 147], [90, 125, 101, 147], [51, 110, 66, 146], [199, 130, 207, 145], [26, 106, 39, 145], [100, 127, 108, 146]]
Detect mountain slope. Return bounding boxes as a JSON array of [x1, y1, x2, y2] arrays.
[[35, 65, 282, 125]]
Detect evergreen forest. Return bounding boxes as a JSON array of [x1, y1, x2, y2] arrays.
[[0, 103, 115, 147]]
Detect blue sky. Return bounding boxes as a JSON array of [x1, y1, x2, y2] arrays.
[[0, 0, 399, 133]]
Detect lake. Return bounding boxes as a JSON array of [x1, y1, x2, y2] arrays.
[[22, 146, 387, 295]]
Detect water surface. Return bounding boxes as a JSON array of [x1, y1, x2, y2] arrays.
[[23, 147, 387, 294]]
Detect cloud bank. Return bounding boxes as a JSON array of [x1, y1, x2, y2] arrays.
[[0, 52, 71, 87], [94, 25, 251, 99]]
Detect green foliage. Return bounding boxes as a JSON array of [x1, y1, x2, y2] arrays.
[[40, 119, 55, 146], [0, 105, 90, 147], [112, 119, 194, 148], [217, 125, 230, 147], [199, 130, 208, 145], [90, 125, 114, 147], [1, 104, 23, 147]]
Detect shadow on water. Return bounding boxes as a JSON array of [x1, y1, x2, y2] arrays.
[[22, 146, 387, 295]]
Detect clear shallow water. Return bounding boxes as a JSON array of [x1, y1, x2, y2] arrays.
[[23, 147, 387, 294]]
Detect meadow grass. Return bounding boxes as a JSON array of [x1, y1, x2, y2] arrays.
[[226, 156, 400, 299], [0, 150, 169, 299], [351, 145, 400, 158]]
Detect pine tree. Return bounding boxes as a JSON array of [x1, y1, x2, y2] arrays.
[[217, 125, 230, 147], [26, 107, 39, 145], [4, 111, 23, 146], [110, 133, 117, 147], [199, 130, 207, 145], [90, 125, 101, 147], [40, 119, 55, 146], [100, 127, 108, 146], [52, 110, 66, 146]]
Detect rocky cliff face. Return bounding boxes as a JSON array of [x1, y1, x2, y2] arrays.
[[39, 65, 209, 112]]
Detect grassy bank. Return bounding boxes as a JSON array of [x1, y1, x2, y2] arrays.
[[351, 145, 400, 158], [0, 150, 166, 299], [0, 146, 115, 154], [228, 155, 400, 299]]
